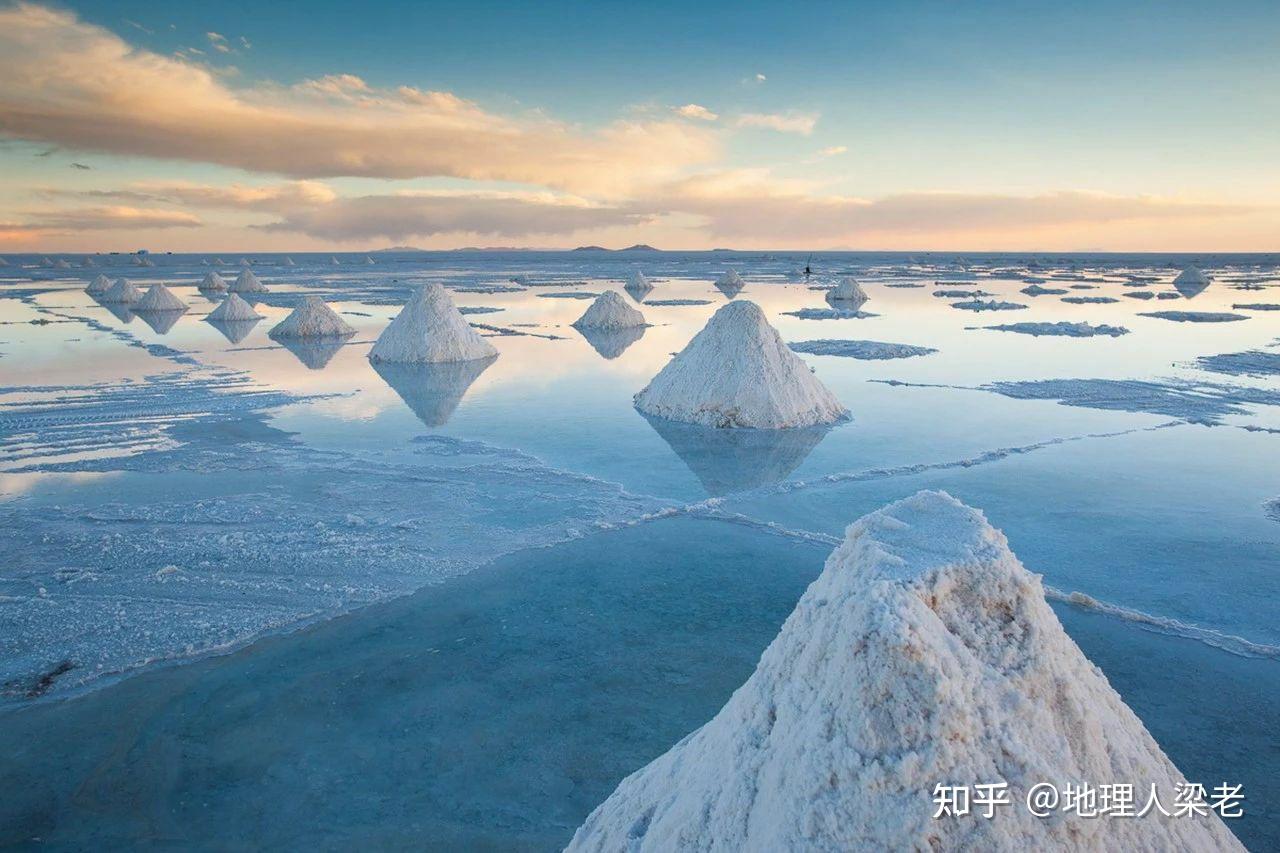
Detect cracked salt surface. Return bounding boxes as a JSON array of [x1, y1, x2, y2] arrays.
[[788, 339, 937, 359]]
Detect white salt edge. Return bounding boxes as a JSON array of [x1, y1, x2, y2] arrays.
[[85, 274, 112, 294], [135, 283, 187, 312], [368, 282, 498, 363], [827, 276, 869, 303], [634, 300, 848, 429], [568, 490, 1245, 852], [270, 296, 356, 338], [100, 278, 142, 304], [573, 291, 646, 329], [199, 271, 228, 292]]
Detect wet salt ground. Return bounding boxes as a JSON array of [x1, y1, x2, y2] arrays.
[[2, 252, 1279, 848]]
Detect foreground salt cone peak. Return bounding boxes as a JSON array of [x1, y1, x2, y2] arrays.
[[368, 282, 498, 364], [270, 295, 356, 339], [634, 300, 847, 429], [573, 290, 646, 330], [206, 292, 263, 322], [135, 283, 187, 312], [199, 271, 228, 292], [568, 490, 1245, 852], [85, 273, 112, 294], [101, 277, 142, 304]]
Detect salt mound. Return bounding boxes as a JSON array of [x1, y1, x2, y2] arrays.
[[269, 296, 356, 338], [1173, 265, 1210, 287], [207, 293, 263, 322], [135, 283, 187, 312], [634, 300, 848, 428], [283, 257, 296, 266], [569, 491, 1245, 852], [100, 278, 142, 304], [199, 272, 228, 292], [625, 270, 653, 300], [229, 269, 268, 294], [714, 269, 745, 298], [573, 291, 646, 330], [238, 257, 251, 267], [53, 258, 71, 269], [85, 274, 112, 294], [368, 282, 498, 364], [330, 256, 341, 266], [827, 276, 868, 304]]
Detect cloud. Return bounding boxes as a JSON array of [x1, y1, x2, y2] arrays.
[[206, 31, 230, 53], [817, 145, 847, 157], [6, 206, 202, 233], [47, 180, 339, 213], [257, 191, 643, 242], [674, 104, 718, 121], [0, 4, 718, 196], [641, 171, 1257, 242], [734, 112, 818, 135]]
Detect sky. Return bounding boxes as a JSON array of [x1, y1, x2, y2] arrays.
[[0, 0, 1277, 252]]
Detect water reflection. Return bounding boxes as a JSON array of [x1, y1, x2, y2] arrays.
[[1171, 278, 1210, 299], [278, 336, 353, 370], [641, 414, 832, 496], [96, 299, 136, 324], [371, 356, 496, 427], [207, 318, 261, 344], [134, 308, 187, 334], [576, 325, 646, 359]]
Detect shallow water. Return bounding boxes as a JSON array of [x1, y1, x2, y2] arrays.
[[1, 251, 1278, 848]]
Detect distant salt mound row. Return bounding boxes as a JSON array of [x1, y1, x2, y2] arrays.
[[634, 300, 848, 429], [789, 339, 937, 359], [1139, 311, 1247, 323], [100, 278, 142, 304], [979, 321, 1128, 338], [270, 295, 356, 338], [826, 277, 868, 304], [199, 271, 228, 292], [229, 269, 268, 294], [368, 282, 498, 364], [135, 283, 187, 312], [568, 491, 1245, 853], [85, 273, 112, 294], [207, 292, 263, 322], [573, 290, 646, 329]]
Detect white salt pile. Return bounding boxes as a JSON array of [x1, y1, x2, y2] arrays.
[[207, 292, 263, 322], [625, 270, 653, 300], [135, 283, 187, 312], [284, 257, 296, 266], [229, 269, 268, 294], [634, 300, 848, 428], [53, 259, 71, 269], [85, 274, 112, 294], [1174, 265, 1210, 287], [330, 256, 341, 266], [238, 257, 251, 267], [199, 271, 228, 292], [368, 282, 498, 364], [573, 291, 646, 330], [568, 491, 1245, 852], [269, 296, 356, 338], [100, 277, 142, 304], [714, 270, 745, 296], [979, 321, 1129, 338], [827, 276, 868, 304]]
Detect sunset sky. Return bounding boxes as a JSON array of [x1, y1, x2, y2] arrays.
[[1, 0, 1276, 252]]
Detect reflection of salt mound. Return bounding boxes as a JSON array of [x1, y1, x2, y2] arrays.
[[642, 414, 829, 495], [827, 276, 869, 305], [570, 491, 1245, 852], [269, 296, 355, 338], [85, 274, 112, 294], [134, 307, 185, 334], [229, 269, 268, 294], [98, 300, 136, 323], [714, 269, 745, 298], [278, 337, 349, 370], [199, 271, 228, 292], [135, 283, 187, 312], [101, 278, 142, 304], [573, 290, 646, 329], [368, 283, 498, 364], [577, 325, 646, 359], [625, 270, 653, 301], [1172, 266, 1211, 298], [207, 293, 263, 322], [207, 318, 260, 344], [370, 356, 495, 427], [635, 300, 848, 428]]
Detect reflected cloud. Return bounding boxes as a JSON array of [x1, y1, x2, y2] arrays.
[[641, 413, 832, 496], [370, 355, 496, 427], [576, 325, 646, 360]]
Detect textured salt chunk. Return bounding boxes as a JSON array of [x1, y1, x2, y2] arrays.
[[573, 291, 646, 329], [625, 270, 653, 301], [100, 278, 142, 304], [368, 282, 498, 364], [634, 300, 848, 429], [199, 272, 228, 292], [568, 491, 1245, 852], [269, 296, 356, 339], [85, 274, 112, 294], [826, 277, 868, 304], [979, 321, 1128, 338], [788, 339, 937, 359], [206, 293, 263, 322], [229, 269, 268, 294], [135, 283, 187, 312], [1139, 311, 1248, 323]]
